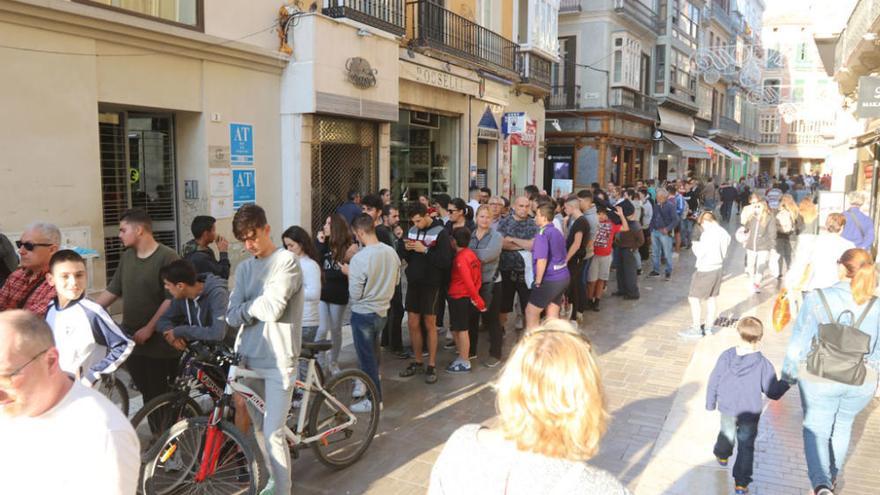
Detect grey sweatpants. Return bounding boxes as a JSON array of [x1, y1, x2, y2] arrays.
[[319, 301, 347, 369], [243, 367, 294, 494]]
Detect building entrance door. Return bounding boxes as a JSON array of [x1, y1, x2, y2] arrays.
[[98, 112, 178, 282]]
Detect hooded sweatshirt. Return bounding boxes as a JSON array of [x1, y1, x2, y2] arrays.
[[706, 347, 789, 418], [227, 249, 303, 374], [157, 273, 230, 343], [692, 222, 731, 272]]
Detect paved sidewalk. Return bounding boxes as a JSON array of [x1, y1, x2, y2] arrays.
[[632, 235, 880, 494]]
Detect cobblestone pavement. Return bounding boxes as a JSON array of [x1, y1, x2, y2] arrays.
[[287, 223, 880, 494]]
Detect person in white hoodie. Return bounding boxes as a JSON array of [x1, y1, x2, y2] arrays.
[[680, 212, 731, 338]]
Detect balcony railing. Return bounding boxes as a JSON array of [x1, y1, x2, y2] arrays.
[[560, 0, 582, 13], [837, 0, 880, 72], [517, 52, 552, 93], [760, 133, 779, 144], [547, 85, 581, 111], [787, 134, 824, 145], [609, 87, 657, 117], [707, 1, 736, 34], [407, 0, 517, 76], [613, 0, 660, 33], [719, 116, 740, 134], [323, 0, 406, 36]]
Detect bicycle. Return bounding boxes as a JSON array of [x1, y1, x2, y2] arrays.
[[131, 341, 327, 457], [141, 341, 380, 494], [96, 372, 130, 416]]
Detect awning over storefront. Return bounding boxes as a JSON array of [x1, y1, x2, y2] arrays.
[[663, 132, 710, 159], [694, 137, 742, 162], [658, 107, 695, 135]]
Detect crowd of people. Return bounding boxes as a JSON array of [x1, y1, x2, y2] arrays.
[[0, 168, 877, 495]]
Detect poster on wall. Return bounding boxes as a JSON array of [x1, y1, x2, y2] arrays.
[[229, 123, 254, 166], [210, 197, 234, 219], [232, 169, 256, 209], [209, 169, 233, 197], [551, 179, 573, 198]]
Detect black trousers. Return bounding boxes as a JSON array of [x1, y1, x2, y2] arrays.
[[639, 229, 652, 261], [720, 201, 734, 222], [615, 247, 640, 298], [126, 354, 178, 404], [500, 270, 531, 317], [566, 258, 586, 317], [468, 282, 502, 359], [381, 284, 404, 351], [713, 414, 760, 486]]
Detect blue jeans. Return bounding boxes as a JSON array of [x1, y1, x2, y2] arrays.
[[681, 218, 694, 247], [651, 230, 674, 275], [704, 198, 717, 211], [350, 311, 387, 402], [799, 374, 878, 489], [713, 414, 759, 486]]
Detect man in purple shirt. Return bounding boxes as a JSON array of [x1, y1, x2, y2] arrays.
[[525, 203, 570, 330]]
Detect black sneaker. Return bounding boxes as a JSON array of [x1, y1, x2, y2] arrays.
[[425, 366, 438, 384], [399, 362, 425, 377], [664, 273, 671, 281], [648, 271, 661, 277], [591, 299, 600, 312], [394, 349, 412, 359]]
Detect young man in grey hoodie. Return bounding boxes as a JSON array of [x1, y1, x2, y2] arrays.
[[157, 259, 230, 347], [345, 214, 400, 412], [226, 204, 303, 495]]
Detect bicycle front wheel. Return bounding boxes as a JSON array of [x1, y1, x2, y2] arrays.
[[97, 376, 130, 416], [131, 392, 203, 457], [142, 418, 260, 495], [308, 369, 380, 469]]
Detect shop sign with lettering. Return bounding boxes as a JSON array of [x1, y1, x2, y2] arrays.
[[857, 76, 880, 118], [399, 60, 480, 96]]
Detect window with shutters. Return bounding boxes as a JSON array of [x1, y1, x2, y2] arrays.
[[611, 33, 642, 91]]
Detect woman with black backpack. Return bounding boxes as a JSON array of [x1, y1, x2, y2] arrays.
[[781, 248, 880, 495]]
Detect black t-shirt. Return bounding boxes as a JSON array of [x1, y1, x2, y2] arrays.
[[317, 242, 349, 305], [684, 192, 699, 213], [376, 224, 395, 248], [566, 216, 590, 262]]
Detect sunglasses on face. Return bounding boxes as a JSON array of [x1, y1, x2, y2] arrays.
[[16, 241, 53, 251]]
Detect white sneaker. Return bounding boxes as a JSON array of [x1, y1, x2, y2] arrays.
[[329, 363, 341, 376], [350, 398, 382, 413], [352, 378, 366, 398]]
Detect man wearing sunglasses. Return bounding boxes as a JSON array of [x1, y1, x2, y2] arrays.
[[0, 222, 60, 316], [0, 310, 139, 493]]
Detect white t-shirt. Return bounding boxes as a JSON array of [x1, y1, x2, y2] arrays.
[[805, 233, 855, 291], [0, 380, 140, 494]]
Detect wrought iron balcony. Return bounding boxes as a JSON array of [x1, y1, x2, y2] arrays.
[[560, 0, 582, 14], [609, 87, 657, 118], [517, 51, 552, 95], [761, 133, 779, 144], [406, 0, 517, 77], [707, 1, 736, 35], [323, 0, 406, 36], [613, 0, 660, 33], [546, 85, 581, 111]]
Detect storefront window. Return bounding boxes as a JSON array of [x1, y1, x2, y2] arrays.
[[75, 0, 202, 29], [391, 110, 460, 209]]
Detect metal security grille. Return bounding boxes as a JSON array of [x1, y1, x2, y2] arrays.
[[310, 117, 378, 233], [98, 112, 178, 282]]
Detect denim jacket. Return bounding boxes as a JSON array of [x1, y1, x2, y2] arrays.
[[782, 282, 880, 382]]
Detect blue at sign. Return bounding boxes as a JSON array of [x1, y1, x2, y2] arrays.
[[232, 169, 256, 209], [230, 123, 254, 165]]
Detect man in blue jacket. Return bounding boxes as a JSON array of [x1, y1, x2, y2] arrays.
[[648, 188, 680, 281]]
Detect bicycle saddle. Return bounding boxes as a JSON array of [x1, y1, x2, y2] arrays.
[[302, 340, 333, 352]]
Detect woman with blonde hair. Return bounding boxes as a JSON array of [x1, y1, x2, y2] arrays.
[[742, 197, 776, 293], [782, 248, 880, 494], [428, 319, 629, 495]]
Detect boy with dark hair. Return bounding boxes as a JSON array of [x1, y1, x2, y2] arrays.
[[45, 249, 134, 387], [347, 213, 400, 412], [157, 259, 230, 348], [446, 227, 486, 373], [226, 204, 303, 495], [706, 317, 789, 495], [95, 208, 179, 403], [361, 194, 395, 247], [182, 215, 230, 279], [398, 203, 452, 384], [479, 187, 492, 204]]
